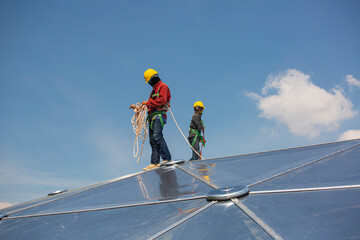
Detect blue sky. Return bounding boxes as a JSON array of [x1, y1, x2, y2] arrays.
[[1, 0, 360, 207]]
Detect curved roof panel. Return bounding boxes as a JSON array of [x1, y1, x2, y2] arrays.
[[1, 139, 359, 239]]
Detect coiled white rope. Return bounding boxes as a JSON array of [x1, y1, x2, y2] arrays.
[[130, 103, 148, 163]]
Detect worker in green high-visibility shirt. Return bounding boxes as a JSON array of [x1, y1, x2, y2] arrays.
[[188, 101, 206, 160]]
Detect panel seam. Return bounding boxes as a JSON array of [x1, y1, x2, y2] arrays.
[[5, 170, 147, 217], [148, 201, 217, 240], [4, 196, 207, 220], [190, 139, 360, 162], [250, 184, 360, 194], [232, 198, 283, 240]]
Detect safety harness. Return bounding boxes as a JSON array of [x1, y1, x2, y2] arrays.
[[147, 86, 169, 130], [148, 111, 166, 130], [189, 119, 205, 147]]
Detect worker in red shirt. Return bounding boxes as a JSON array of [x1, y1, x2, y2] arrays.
[[142, 69, 172, 171]]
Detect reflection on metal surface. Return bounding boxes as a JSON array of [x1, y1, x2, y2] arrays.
[[148, 201, 217, 240], [160, 159, 186, 167], [9, 168, 213, 218], [242, 188, 360, 239], [5, 171, 145, 217], [203, 175, 210, 181], [156, 168, 181, 200], [232, 198, 283, 240], [189, 163, 216, 183], [251, 184, 360, 194], [249, 141, 360, 187], [177, 206, 201, 214], [182, 140, 360, 188], [5, 196, 207, 220], [191, 177, 199, 196], [251, 144, 360, 192], [207, 186, 250, 201], [176, 164, 219, 189], [1, 199, 209, 240], [137, 175, 151, 200], [47, 189, 68, 196], [158, 201, 273, 240], [2, 139, 360, 239]]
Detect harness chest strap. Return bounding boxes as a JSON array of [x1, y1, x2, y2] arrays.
[[151, 93, 159, 98], [150, 85, 169, 111]]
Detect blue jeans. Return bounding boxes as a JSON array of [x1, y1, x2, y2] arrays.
[[149, 116, 171, 164]]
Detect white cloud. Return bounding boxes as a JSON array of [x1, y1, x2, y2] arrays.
[[248, 69, 357, 138], [345, 75, 360, 89], [261, 127, 279, 138], [338, 130, 360, 141]]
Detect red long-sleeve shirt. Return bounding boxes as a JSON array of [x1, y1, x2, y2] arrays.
[[147, 80, 171, 115]]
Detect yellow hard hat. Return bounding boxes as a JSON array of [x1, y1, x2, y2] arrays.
[[144, 69, 158, 83], [193, 101, 205, 108]]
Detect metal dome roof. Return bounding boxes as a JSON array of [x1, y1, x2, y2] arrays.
[[1, 139, 360, 239]]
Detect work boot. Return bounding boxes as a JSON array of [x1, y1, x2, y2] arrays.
[[143, 164, 157, 171]]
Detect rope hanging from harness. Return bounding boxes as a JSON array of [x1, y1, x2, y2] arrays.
[[130, 103, 148, 163], [200, 128, 205, 156], [168, 108, 205, 160]]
